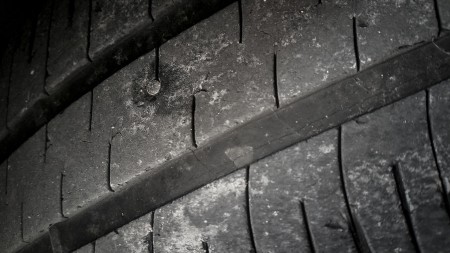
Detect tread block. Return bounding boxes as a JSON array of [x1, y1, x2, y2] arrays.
[[95, 212, 153, 253], [429, 80, 450, 194], [0, 198, 22, 253], [8, 3, 50, 123], [249, 129, 356, 252], [153, 170, 254, 252], [244, 0, 356, 105], [47, 92, 109, 217], [90, 0, 149, 59], [342, 92, 450, 252], [93, 51, 192, 189], [46, 0, 90, 93], [161, 3, 274, 146], [22, 127, 60, 243], [355, 0, 438, 69]]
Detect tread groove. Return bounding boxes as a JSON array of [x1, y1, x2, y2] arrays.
[[338, 127, 371, 253], [425, 89, 450, 218], [4, 158, 8, 195], [246, 167, 258, 253], [43, 0, 55, 92], [201, 241, 210, 253], [106, 142, 115, 192], [148, 0, 155, 22], [238, 0, 243, 44], [432, 0, 442, 36], [60, 173, 68, 218], [86, 0, 93, 62], [44, 124, 49, 162], [273, 51, 280, 108], [21, 201, 28, 243], [68, 0, 75, 28], [27, 14, 38, 64], [392, 163, 422, 253], [191, 95, 198, 148], [91, 241, 95, 253], [299, 200, 317, 253], [88, 91, 94, 131], [5, 40, 15, 129], [352, 17, 360, 72], [148, 211, 154, 253]]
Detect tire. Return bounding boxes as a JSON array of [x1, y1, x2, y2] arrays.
[[1, 0, 450, 252]]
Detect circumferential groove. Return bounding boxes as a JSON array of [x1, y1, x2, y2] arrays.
[[392, 163, 422, 253]]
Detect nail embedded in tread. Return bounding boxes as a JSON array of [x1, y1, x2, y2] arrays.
[[146, 80, 161, 97]]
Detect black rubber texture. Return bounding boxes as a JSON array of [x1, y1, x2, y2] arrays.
[[41, 35, 450, 253], [0, 0, 236, 163]]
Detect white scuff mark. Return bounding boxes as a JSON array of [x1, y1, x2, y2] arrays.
[[319, 144, 335, 154]]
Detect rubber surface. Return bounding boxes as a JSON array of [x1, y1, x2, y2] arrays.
[[0, 0, 449, 252]]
